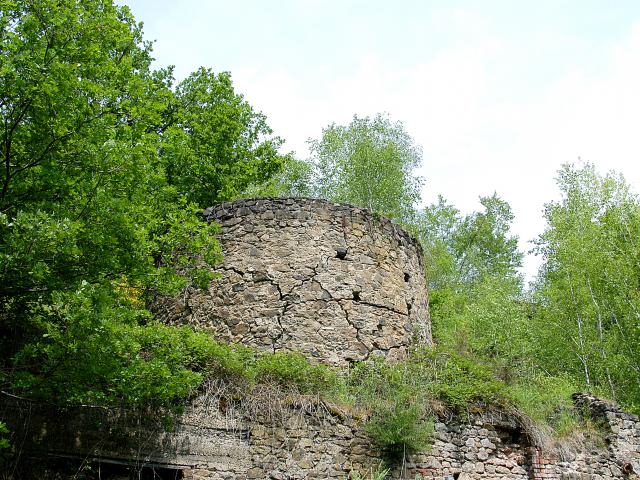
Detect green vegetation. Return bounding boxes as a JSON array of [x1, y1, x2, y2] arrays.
[[0, 422, 8, 450], [2, 0, 639, 470], [255, 114, 424, 225], [349, 465, 391, 480], [0, 0, 284, 410], [348, 356, 434, 459], [531, 164, 640, 411], [308, 114, 423, 224]]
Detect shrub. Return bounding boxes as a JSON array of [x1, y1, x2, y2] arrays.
[[349, 465, 390, 480], [412, 347, 508, 413], [348, 357, 433, 462], [365, 401, 433, 461], [0, 422, 9, 450]]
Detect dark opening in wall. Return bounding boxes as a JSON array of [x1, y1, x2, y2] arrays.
[[496, 425, 525, 446], [404, 272, 410, 282], [335, 247, 348, 259], [406, 302, 412, 313], [353, 291, 361, 301], [93, 461, 185, 480]]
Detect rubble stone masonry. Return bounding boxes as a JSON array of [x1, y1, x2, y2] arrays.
[[154, 198, 432, 366], [4, 392, 640, 479]]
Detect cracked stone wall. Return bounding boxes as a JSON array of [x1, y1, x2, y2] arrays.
[[154, 198, 432, 366]]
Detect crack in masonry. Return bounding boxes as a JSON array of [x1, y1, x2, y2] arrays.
[[355, 299, 406, 317], [263, 271, 378, 361], [338, 299, 371, 362], [219, 265, 246, 278], [216, 253, 408, 359], [341, 214, 349, 245], [270, 279, 287, 353], [282, 296, 405, 316], [271, 278, 286, 302], [293, 258, 331, 299], [224, 272, 290, 352], [302, 254, 407, 317], [217, 265, 287, 347], [272, 302, 289, 354]]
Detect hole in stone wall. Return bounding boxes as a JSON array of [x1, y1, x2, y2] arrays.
[[93, 462, 185, 480], [496, 425, 525, 446], [335, 247, 348, 260], [404, 272, 410, 282], [406, 302, 412, 313], [352, 291, 361, 301]]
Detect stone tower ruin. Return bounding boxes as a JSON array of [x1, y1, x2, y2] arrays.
[[154, 197, 432, 365]]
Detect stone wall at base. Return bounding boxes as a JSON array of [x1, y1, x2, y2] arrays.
[[3, 392, 639, 480], [153, 198, 431, 366], [1, 391, 378, 479]]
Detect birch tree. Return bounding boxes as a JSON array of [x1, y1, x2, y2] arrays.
[[308, 114, 423, 224], [533, 163, 640, 408]]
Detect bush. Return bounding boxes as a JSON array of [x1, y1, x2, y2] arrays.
[[0, 422, 9, 450], [349, 465, 390, 480], [347, 357, 433, 462], [6, 282, 259, 410], [365, 402, 433, 461], [412, 347, 509, 413]]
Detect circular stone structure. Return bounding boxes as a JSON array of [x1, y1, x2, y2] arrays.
[[155, 198, 432, 366]]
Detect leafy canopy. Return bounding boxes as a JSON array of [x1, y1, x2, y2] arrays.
[[0, 0, 283, 408], [308, 114, 424, 223], [532, 163, 640, 410], [162, 67, 284, 207]]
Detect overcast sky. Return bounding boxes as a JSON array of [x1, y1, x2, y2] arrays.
[[127, 0, 640, 281]]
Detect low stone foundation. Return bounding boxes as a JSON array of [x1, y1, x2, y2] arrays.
[[3, 392, 639, 479]]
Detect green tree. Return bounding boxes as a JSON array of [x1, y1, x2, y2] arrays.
[[413, 195, 460, 292], [0, 0, 282, 408], [532, 163, 640, 410], [161, 67, 285, 207], [308, 114, 423, 223], [452, 193, 522, 284], [413, 194, 530, 377], [414, 193, 522, 298], [244, 155, 314, 198]]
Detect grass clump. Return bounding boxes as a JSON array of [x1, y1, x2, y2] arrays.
[[507, 374, 578, 429], [252, 351, 339, 394], [349, 465, 390, 480]]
